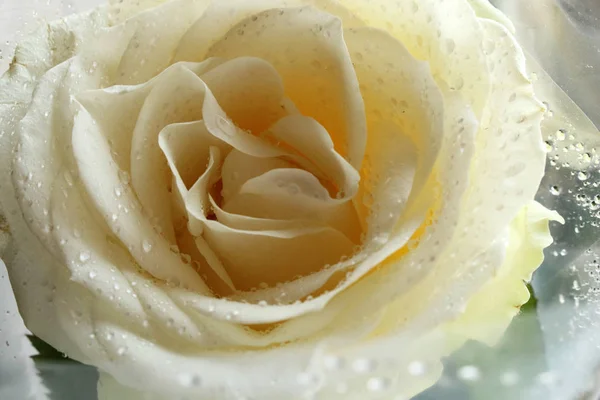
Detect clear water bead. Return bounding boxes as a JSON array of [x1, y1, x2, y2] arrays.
[[79, 251, 91, 263], [366, 377, 391, 392], [457, 365, 481, 381], [407, 361, 427, 376], [142, 239, 153, 253], [351, 358, 376, 374]]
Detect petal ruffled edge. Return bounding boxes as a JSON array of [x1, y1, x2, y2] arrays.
[[444, 201, 563, 347]]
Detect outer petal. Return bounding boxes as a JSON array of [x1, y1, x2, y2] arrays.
[[444, 201, 563, 346]]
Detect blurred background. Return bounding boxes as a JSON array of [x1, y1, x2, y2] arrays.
[[1, 0, 600, 399]]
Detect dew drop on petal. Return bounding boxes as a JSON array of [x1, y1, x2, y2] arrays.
[[577, 171, 588, 181], [142, 239, 153, 253], [407, 361, 427, 376], [179, 373, 202, 387], [500, 370, 519, 386], [366, 377, 391, 392], [79, 251, 91, 263], [555, 129, 566, 141], [216, 115, 235, 136], [457, 365, 481, 381], [323, 355, 344, 370], [549, 185, 561, 196], [351, 358, 376, 374]]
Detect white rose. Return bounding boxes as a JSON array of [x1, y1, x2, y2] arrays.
[[0, 0, 562, 398]]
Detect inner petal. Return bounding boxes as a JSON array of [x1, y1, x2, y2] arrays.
[[200, 57, 287, 133], [206, 6, 367, 168], [220, 149, 296, 205], [263, 115, 360, 199], [158, 121, 231, 189], [224, 168, 361, 243]]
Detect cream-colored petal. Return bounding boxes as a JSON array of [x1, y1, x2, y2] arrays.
[[183, 146, 223, 236], [221, 150, 296, 205], [202, 219, 355, 290], [340, 0, 490, 117], [452, 19, 546, 273], [173, 0, 365, 64], [359, 121, 418, 244], [201, 86, 283, 158], [158, 121, 230, 190], [344, 27, 443, 213], [206, 6, 367, 168], [210, 195, 331, 232], [112, 0, 211, 84], [264, 115, 360, 198], [129, 65, 209, 242], [72, 106, 209, 293], [225, 168, 361, 242], [200, 57, 287, 133], [76, 59, 224, 172]]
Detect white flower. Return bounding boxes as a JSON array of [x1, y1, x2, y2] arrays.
[[0, 0, 561, 398]]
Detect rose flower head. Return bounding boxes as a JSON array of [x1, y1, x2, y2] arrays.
[[0, 0, 562, 398]]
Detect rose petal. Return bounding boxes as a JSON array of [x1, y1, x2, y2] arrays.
[[264, 115, 361, 199], [173, 0, 365, 64], [206, 6, 367, 168], [111, 0, 211, 84], [225, 168, 361, 242], [72, 105, 210, 292], [129, 66, 209, 242], [444, 201, 563, 345], [343, 26, 443, 235], [200, 56, 287, 133], [210, 196, 328, 232], [158, 121, 231, 190], [220, 150, 296, 205]]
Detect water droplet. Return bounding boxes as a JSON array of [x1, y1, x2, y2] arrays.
[[178, 373, 202, 387], [79, 251, 91, 263], [555, 129, 566, 141], [407, 361, 426, 376], [142, 239, 153, 253], [64, 171, 74, 186], [216, 115, 235, 136], [296, 372, 317, 386], [118, 170, 130, 185], [537, 371, 556, 385], [549, 185, 561, 196], [351, 358, 376, 374], [105, 331, 114, 341], [258, 300, 268, 307], [558, 293, 565, 304], [500, 370, 519, 386], [323, 355, 344, 370], [286, 184, 300, 195], [366, 377, 391, 392], [577, 171, 588, 181], [73, 228, 82, 238], [114, 187, 123, 197], [457, 365, 481, 381], [116, 346, 127, 356], [88, 271, 97, 279], [559, 249, 568, 256]]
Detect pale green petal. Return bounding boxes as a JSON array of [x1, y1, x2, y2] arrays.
[[444, 201, 563, 347]]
